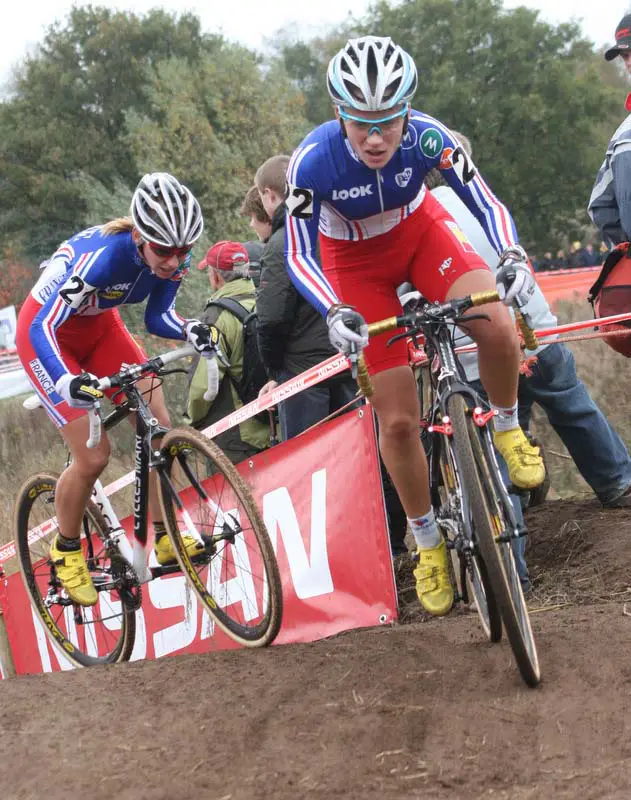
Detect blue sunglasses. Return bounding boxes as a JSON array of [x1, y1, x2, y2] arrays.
[[337, 104, 409, 128]]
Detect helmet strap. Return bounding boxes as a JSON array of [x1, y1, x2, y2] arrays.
[[339, 118, 348, 139]]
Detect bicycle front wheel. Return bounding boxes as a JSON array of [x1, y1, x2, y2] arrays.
[[14, 473, 137, 668], [158, 428, 283, 648], [434, 428, 501, 642], [446, 396, 540, 687]]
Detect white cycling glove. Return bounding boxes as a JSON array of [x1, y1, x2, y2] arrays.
[[326, 305, 369, 356], [55, 373, 104, 408], [495, 245, 535, 307], [185, 320, 220, 358]]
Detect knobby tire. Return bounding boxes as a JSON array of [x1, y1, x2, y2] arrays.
[[158, 428, 283, 648], [15, 472, 136, 668], [446, 396, 541, 687]]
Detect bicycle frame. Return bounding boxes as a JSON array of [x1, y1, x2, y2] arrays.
[[86, 370, 243, 587], [419, 319, 523, 560], [84, 387, 167, 583]]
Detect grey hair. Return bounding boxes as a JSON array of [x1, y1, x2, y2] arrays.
[[210, 264, 250, 282]]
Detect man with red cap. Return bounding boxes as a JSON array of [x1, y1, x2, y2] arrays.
[[589, 14, 631, 247], [187, 240, 270, 462]]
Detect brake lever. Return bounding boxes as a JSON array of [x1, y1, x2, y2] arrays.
[[387, 328, 419, 348], [451, 312, 491, 324], [348, 342, 359, 379], [156, 366, 190, 377]]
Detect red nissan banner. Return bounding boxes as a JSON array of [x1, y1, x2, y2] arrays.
[[1, 409, 397, 675]]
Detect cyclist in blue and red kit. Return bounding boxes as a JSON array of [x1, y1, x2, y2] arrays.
[[284, 36, 545, 616], [16, 173, 220, 605]]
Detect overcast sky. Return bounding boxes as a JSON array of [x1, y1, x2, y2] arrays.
[[1, 0, 629, 89]]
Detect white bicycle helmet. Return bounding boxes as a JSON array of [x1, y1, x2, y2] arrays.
[[131, 172, 203, 247], [327, 36, 418, 112]]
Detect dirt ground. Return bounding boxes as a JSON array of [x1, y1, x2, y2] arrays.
[[2, 499, 631, 800]]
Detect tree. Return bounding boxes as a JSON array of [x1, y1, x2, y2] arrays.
[[269, 29, 348, 126], [0, 6, 219, 260], [123, 48, 308, 246]]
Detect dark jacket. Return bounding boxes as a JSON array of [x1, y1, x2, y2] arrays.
[[256, 204, 334, 379]]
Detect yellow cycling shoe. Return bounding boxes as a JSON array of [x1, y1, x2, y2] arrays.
[[154, 534, 205, 566], [413, 539, 454, 616], [493, 427, 545, 490], [49, 535, 98, 607]]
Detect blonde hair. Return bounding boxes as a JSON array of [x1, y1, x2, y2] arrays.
[[255, 155, 290, 196], [101, 216, 135, 236]]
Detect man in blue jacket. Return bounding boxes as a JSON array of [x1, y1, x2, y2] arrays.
[[589, 14, 631, 246]]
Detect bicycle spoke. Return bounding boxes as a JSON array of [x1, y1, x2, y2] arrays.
[[15, 474, 136, 668]]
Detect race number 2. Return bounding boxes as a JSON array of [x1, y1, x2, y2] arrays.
[[58, 275, 97, 309], [451, 145, 476, 185], [286, 185, 314, 219]]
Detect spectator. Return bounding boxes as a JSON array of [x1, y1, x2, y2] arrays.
[[186, 240, 270, 464], [583, 243, 601, 267], [553, 249, 568, 270], [568, 241, 587, 269], [427, 131, 631, 587], [589, 13, 631, 246], [243, 239, 263, 288], [240, 185, 272, 243], [536, 251, 554, 272], [255, 153, 407, 551]]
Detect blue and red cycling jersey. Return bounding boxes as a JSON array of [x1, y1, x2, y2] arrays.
[[28, 226, 190, 385], [285, 111, 519, 317]]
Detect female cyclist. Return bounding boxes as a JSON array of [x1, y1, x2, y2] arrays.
[[284, 36, 545, 616], [16, 172, 218, 606]]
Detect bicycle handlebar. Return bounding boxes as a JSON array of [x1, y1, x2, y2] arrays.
[[355, 290, 538, 398], [86, 343, 200, 449]]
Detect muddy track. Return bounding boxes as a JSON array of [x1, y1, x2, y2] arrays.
[[2, 500, 631, 800]]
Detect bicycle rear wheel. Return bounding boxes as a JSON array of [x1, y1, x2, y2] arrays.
[[446, 396, 540, 687], [434, 430, 502, 642], [158, 428, 283, 648], [14, 473, 137, 668]]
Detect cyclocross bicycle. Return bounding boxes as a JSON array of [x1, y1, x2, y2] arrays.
[[353, 290, 541, 687], [14, 344, 283, 668]]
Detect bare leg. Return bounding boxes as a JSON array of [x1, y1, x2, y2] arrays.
[[370, 366, 430, 518], [55, 415, 111, 539], [445, 270, 520, 407]]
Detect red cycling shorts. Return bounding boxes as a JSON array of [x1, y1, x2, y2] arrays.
[[319, 191, 490, 375], [16, 295, 148, 428]]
